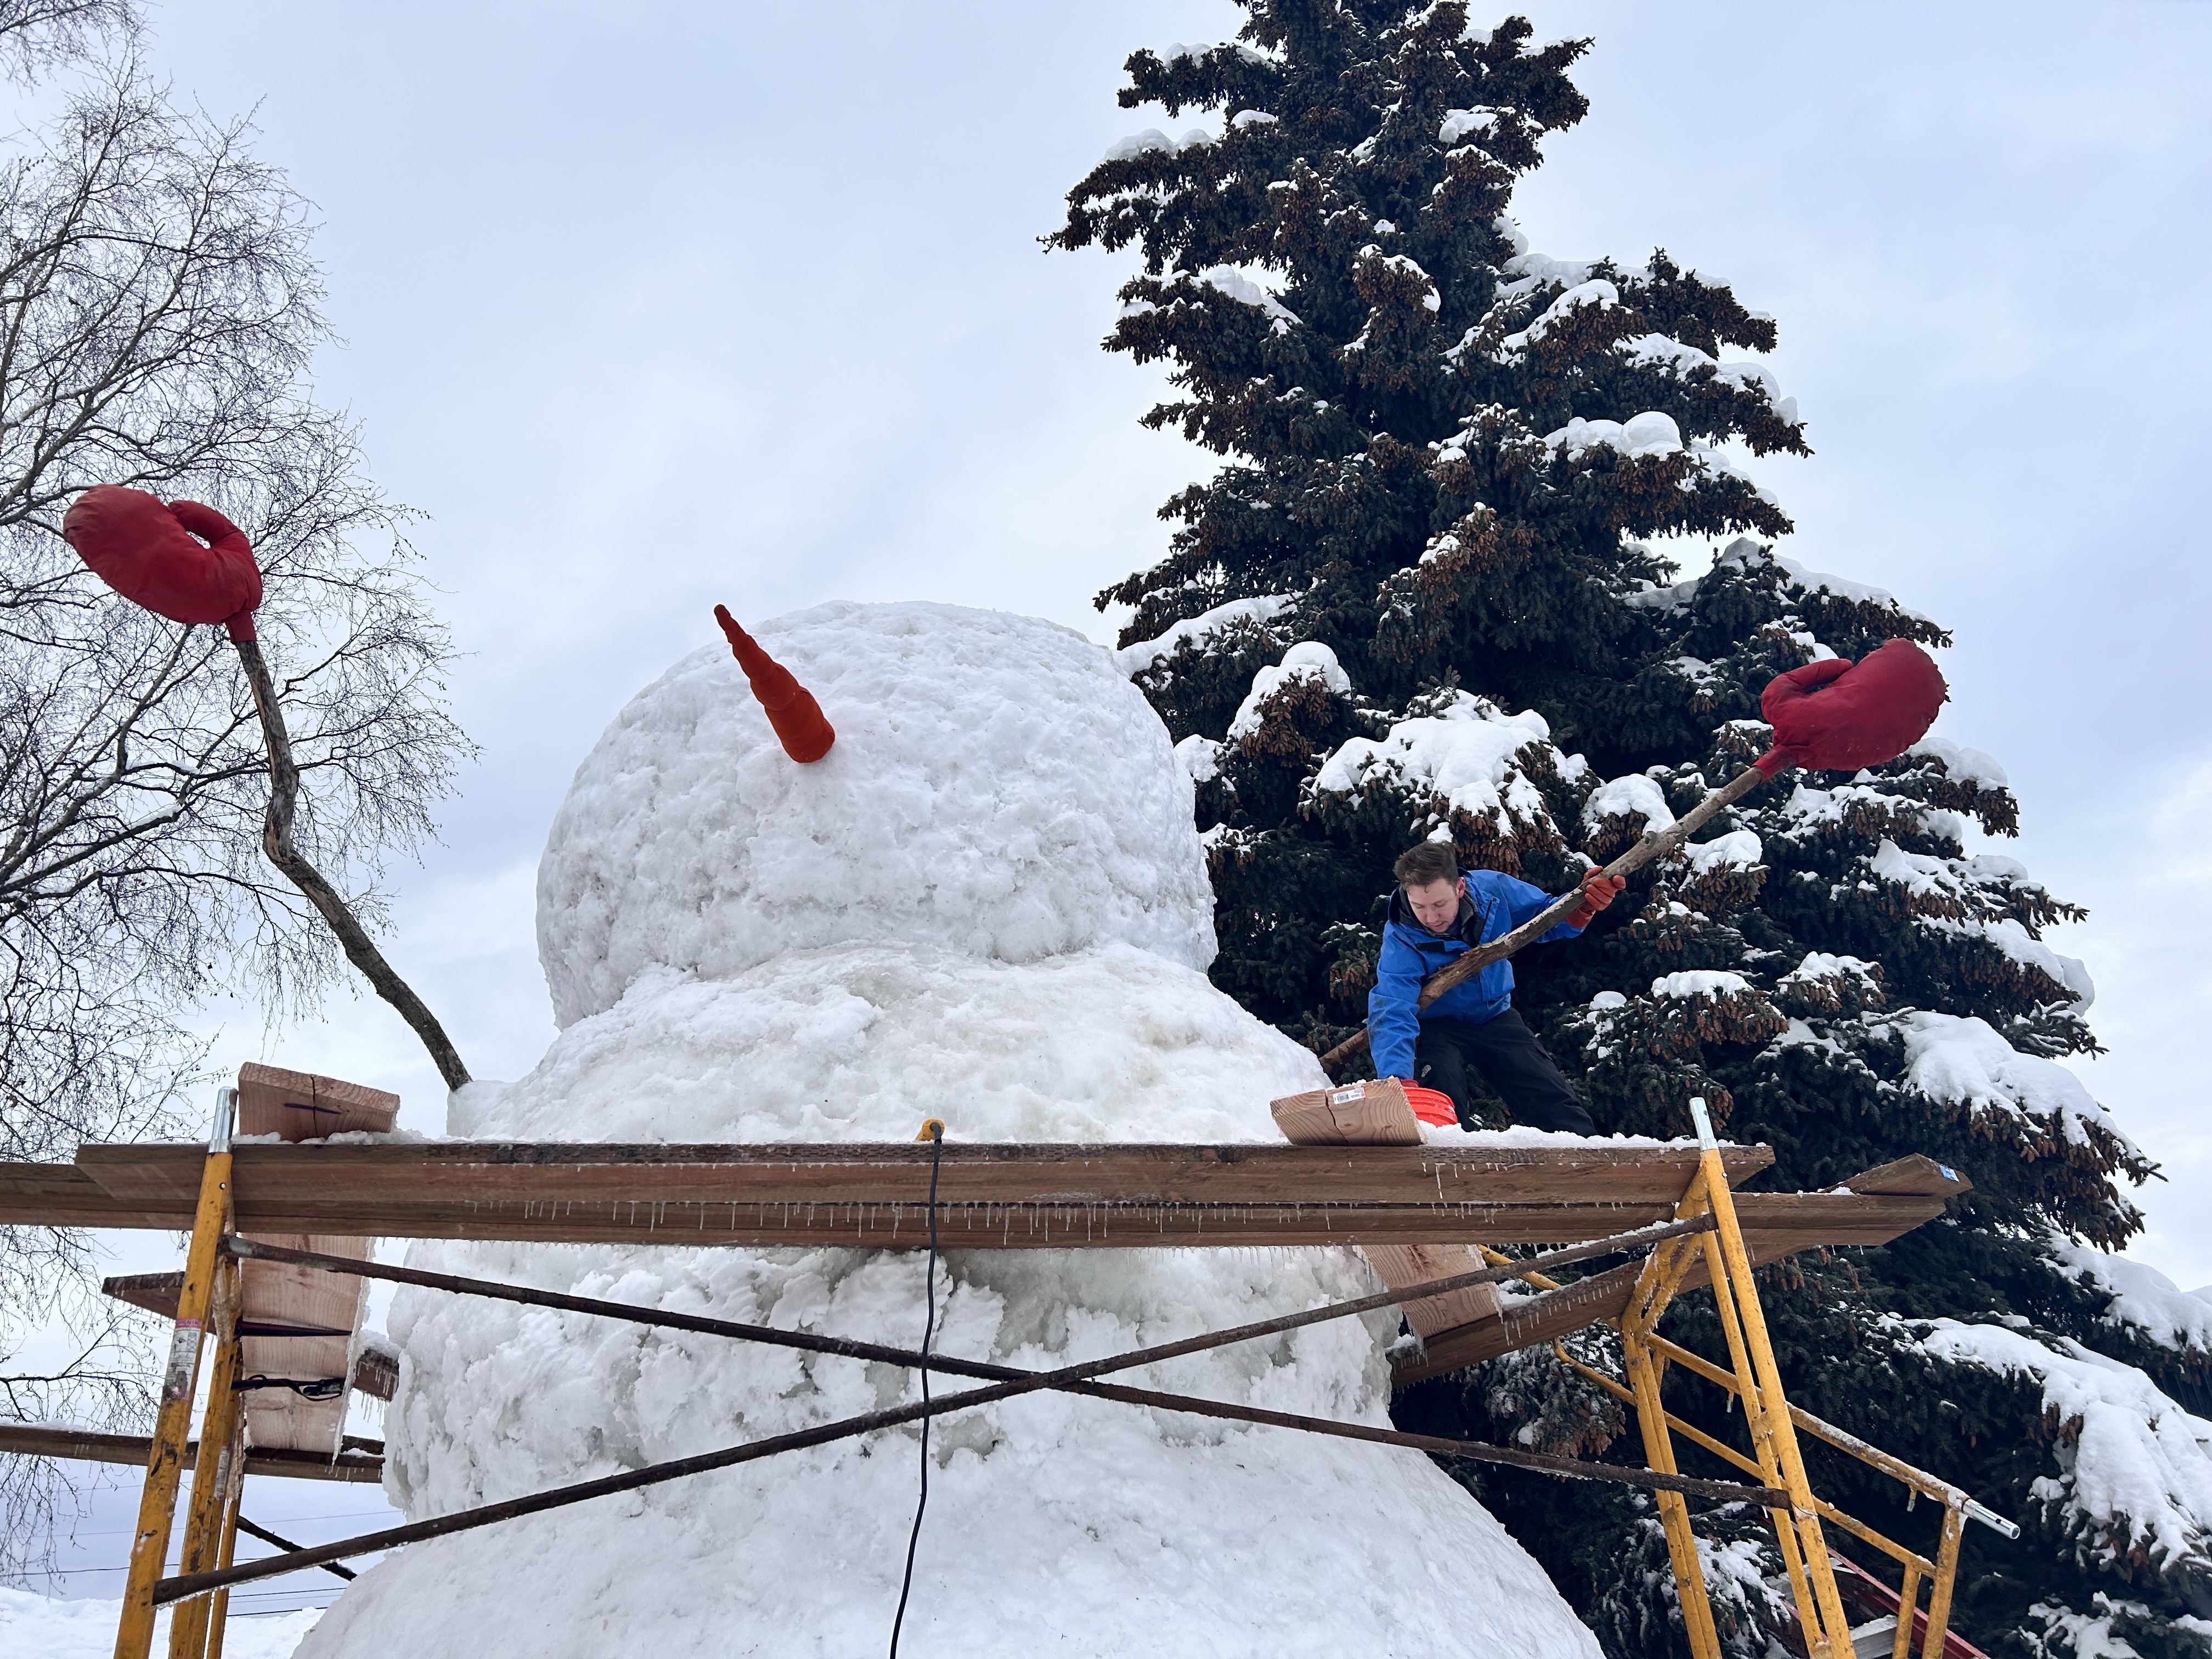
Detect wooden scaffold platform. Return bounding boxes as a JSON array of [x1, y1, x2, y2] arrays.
[[0, 1068, 2015, 1659]]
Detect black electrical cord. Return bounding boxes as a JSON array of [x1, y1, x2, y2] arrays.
[[888, 1121, 944, 1658]]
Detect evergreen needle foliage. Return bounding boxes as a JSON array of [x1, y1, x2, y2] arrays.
[[1054, 7, 2199, 1653]]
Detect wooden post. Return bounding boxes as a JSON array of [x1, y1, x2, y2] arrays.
[[1689, 1099, 1852, 1658], [166, 1259, 244, 1659], [114, 1088, 235, 1659]]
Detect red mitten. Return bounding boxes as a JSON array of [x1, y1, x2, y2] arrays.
[[63, 486, 262, 640], [1754, 640, 1946, 776], [714, 604, 836, 763], [1564, 872, 1625, 928]]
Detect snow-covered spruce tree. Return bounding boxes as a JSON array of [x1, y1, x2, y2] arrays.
[[1051, 8, 2209, 1655]]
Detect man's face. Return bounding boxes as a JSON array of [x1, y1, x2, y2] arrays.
[[1405, 875, 1464, 934]]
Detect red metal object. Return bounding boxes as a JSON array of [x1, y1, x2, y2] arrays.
[[1821, 1551, 1990, 1659]]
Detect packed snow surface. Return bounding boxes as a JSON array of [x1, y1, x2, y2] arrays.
[[304, 602, 1603, 1658], [0, 1588, 318, 1659], [537, 602, 1215, 1028]]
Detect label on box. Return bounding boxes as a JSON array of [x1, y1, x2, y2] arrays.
[[1328, 1086, 1366, 1106]]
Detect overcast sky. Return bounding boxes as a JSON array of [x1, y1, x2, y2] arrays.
[[20, 0, 2212, 1602]]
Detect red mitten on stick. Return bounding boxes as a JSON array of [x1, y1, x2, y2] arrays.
[[63, 485, 262, 641], [1564, 872, 1626, 928], [713, 603, 835, 763], [1754, 639, 1946, 776]]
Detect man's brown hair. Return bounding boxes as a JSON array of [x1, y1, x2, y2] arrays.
[[1393, 842, 1459, 889]]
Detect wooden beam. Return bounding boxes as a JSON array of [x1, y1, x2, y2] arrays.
[[0, 1140, 1976, 1253], [1392, 1160, 1970, 1381], [73, 1139, 1776, 1208], [0, 1423, 384, 1483]]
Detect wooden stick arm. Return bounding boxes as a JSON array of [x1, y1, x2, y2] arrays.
[[233, 639, 471, 1090], [1317, 763, 1774, 1073]]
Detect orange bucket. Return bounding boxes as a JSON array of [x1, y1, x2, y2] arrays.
[[1402, 1084, 1458, 1128]]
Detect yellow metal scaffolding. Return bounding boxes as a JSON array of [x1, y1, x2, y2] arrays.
[[1551, 1098, 2016, 1659]]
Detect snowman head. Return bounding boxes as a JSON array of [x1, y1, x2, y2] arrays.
[[534, 600, 1217, 1028]]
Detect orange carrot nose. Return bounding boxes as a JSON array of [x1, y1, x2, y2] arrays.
[[713, 605, 836, 763]]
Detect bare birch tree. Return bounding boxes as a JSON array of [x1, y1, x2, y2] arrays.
[[0, 1, 469, 1571]]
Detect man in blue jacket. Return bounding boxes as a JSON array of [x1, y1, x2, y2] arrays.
[[1369, 840, 1623, 1133]]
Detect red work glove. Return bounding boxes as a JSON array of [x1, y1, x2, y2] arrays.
[[1564, 872, 1625, 929]]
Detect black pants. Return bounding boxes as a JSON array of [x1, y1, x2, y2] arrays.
[[1414, 1009, 1596, 1135]]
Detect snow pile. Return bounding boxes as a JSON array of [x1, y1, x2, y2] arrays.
[[1101, 126, 1212, 161], [537, 602, 1215, 1028], [1111, 592, 1290, 678], [1310, 691, 1560, 830], [453, 943, 1322, 1148], [1198, 266, 1301, 332], [1583, 772, 1675, 831], [1909, 733, 2009, 790], [302, 603, 1604, 1658], [2047, 1238, 2212, 1357], [0, 1588, 319, 1659], [1173, 732, 1221, 784], [1438, 106, 1497, 144], [1652, 970, 1751, 1000], [1926, 915, 2095, 1008], [1226, 639, 1351, 739], [1917, 1319, 2212, 1577], [1679, 829, 1761, 875], [1544, 411, 1683, 460], [1500, 279, 1618, 350], [1900, 1013, 2125, 1150]]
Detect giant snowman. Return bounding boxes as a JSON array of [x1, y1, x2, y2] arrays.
[[297, 602, 1602, 1657]]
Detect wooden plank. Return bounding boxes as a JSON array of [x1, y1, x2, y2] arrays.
[[0, 1423, 384, 1483], [1839, 1154, 1970, 1199], [238, 1231, 370, 1457], [0, 1160, 153, 1227], [8, 1142, 1968, 1252], [1365, 1242, 1504, 1335], [1269, 1079, 1425, 1146], [236, 1060, 399, 1142], [1399, 1259, 1648, 1378], [13, 1193, 1821, 1247], [1392, 1165, 1968, 1381], [75, 1139, 1775, 1209], [101, 1270, 186, 1319], [1270, 1080, 1503, 1335]]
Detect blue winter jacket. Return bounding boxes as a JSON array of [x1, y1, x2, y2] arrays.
[[1367, 870, 1587, 1082]]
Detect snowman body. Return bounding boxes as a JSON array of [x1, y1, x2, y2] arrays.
[[296, 602, 1601, 1657]]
